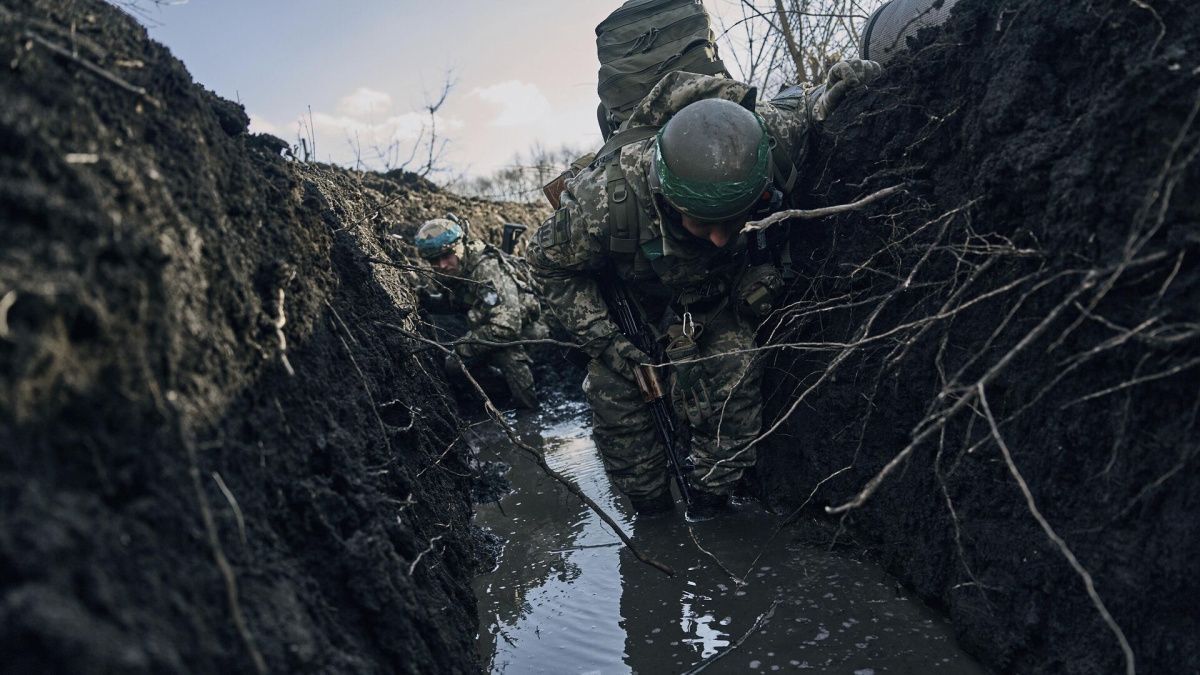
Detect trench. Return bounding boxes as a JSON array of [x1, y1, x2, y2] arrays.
[[470, 393, 988, 674]]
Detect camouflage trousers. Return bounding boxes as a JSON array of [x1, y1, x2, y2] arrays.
[[582, 305, 762, 500], [447, 345, 537, 408], [449, 319, 546, 409]]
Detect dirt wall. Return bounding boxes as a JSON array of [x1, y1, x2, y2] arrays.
[[0, 1, 541, 672], [757, 1, 1200, 673]]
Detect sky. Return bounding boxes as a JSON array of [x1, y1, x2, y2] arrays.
[[128, 0, 751, 180]]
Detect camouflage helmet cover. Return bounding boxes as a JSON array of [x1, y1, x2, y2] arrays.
[[653, 98, 772, 223], [415, 218, 465, 259]]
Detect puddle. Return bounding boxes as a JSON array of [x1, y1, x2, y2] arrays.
[[472, 396, 987, 674]]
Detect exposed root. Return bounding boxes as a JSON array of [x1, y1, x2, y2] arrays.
[[0, 289, 15, 339], [681, 598, 780, 674], [396, 327, 676, 577], [742, 184, 906, 232], [274, 286, 295, 377], [979, 385, 1135, 675], [181, 430, 266, 674], [211, 471, 247, 547]]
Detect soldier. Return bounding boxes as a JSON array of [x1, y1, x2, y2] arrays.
[[415, 217, 546, 409], [527, 61, 881, 519]]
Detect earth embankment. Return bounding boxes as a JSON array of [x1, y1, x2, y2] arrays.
[[758, 1, 1200, 673], [0, 1, 543, 672]]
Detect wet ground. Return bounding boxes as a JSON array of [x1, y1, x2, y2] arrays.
[[471, 395, 988, 674]]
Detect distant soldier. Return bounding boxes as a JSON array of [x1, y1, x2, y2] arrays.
[[415, 217, 546, 409], [527, 62, 881, 519]]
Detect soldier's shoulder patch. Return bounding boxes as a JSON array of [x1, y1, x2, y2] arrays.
[[481, 288, 501, 307]]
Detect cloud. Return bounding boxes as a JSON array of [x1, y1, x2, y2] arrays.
[[249, 87, 463, 168], [472, 80, 552, 127], [247, 113, 280, 136], [336, 87, 394, 118]]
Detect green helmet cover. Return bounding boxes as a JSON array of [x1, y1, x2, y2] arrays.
[[655, 104, 772, 223]]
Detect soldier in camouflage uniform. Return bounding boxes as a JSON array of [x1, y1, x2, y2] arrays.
[[526, 62, 880, 519], [415, 218, 546, 409]]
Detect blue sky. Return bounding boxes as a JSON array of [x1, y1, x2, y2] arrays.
[[131, 0, 649, 178]]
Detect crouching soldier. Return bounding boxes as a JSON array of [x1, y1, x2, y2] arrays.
[[527, 63, 880, 519], [415, 217, 546, 409]]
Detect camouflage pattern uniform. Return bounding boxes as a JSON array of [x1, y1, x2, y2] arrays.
[[526, 72, 813, 501], [443, 240, 547, 408]]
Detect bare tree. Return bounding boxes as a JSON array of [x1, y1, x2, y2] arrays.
[[454, 143, 587, 203], [715, 0, 884, 94]]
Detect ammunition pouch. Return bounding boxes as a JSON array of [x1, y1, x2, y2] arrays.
[[737, 264, 783, 319]]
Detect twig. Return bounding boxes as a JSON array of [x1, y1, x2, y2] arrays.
[[736, 465, 852, 588], [407, 534, 446, 576], [979, 385, 1135, 675], [211, 471, 247, 546], [25, 32, 162, 109], [331, 327, 391, 454], [681, 598, 780, 674], [742, 184, 905, 232], [1059, 355, 1200, 409], [399, 327, 675, 577], [182, 433, 266, 674], [687, 524, 744, 586], [827, 273, 1098, 515]]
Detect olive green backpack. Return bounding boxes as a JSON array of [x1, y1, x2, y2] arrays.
[[595, 0, 728, 137]]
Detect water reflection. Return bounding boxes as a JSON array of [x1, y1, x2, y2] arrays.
[[472, 396, 986, 674]]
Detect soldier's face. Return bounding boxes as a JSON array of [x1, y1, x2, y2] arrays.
[[680, 214, 741, 248], [433, 252, 461, 274]]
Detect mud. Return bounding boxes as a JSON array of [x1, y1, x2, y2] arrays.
[[0, 1, 542, 672], [757, 1, 1200, 673]]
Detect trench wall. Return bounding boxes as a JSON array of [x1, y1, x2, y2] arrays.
[[757, 1, 1200, 673]]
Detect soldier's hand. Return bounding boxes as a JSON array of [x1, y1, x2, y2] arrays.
[[599, 335, 651, 382], [813, 59, 882, 122]]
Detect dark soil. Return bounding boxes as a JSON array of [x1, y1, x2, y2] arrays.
[[757, 1, 1200, 673], [0, 1, 542, 672]]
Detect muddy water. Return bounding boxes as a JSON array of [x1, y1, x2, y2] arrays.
[[472, 396, 987, 674]]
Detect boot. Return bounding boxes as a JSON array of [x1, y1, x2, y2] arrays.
[[685, 490, 730, 523], [630, 491, 675, 517]]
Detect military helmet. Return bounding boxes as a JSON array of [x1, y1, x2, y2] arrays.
[[653, 98, 772, 223], [414, 218, 465, 259]]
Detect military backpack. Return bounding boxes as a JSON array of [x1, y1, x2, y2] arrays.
[[596, 0, 728, 137]]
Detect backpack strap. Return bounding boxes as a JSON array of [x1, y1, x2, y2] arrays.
[[595, 124, 661, 162], [770, 141, 799, 193], [603, 159, 657, 277], [605, 161, 639, 255]]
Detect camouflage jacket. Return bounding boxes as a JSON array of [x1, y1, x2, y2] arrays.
[[444, 240, 539, 358], [525, 72, 813, 358]]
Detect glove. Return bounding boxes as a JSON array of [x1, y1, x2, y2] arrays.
[[737, 264, 784, 319], [598, 335, 651, 383], [813, 59, 882, 122]]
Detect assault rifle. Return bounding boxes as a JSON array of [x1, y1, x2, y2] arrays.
[[597, 271, 692, 505]]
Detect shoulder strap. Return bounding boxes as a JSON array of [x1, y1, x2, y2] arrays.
[[595, 125, 661, 161], [605, 161, 639, 255], [770, 141, 798, 193], [603, 160, 657, 277]]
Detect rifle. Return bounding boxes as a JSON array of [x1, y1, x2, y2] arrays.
[[597, 270, 692, 505], [501, 223, 527, 255]]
